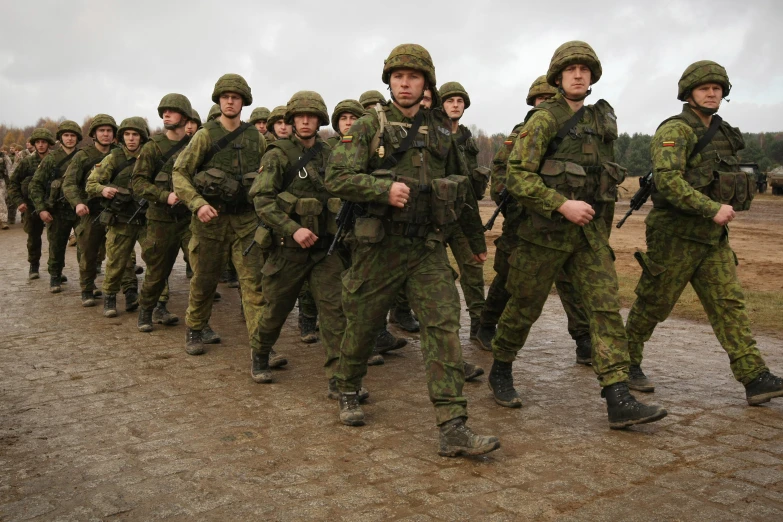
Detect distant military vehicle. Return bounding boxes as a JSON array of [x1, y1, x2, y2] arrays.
[[739, 163, 767, 194], [769, 167, 783, 195]]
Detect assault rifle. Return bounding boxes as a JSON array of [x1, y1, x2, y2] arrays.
[[616, 172, 653, 228], [128, 198, 148, 223], [243, 220, 271, 256], [327, 201, 364, 256], [484, 188, 509, 231]]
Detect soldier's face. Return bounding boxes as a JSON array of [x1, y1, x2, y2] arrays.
[[390, 69, 426, 109], [442, 96, 465, 120], [220, 92, 243, 119], [294, 113, 319, 139], [26, 143, 34, 152], [534, 94, 553, 107], [185, 120, 199, 136], [254, 121, 268, 134], [274, 120, 291, 139], [123, 130, 141, 152], [338, 113, 358, 135], [690, 83, 723, 110], [420, 89, 432, 109], [162, 109, 185, 129], [33, 140, 49, 154], [61, 132, 78, 148], [558, 64, 592, 98], [94, 126, 115, 146]]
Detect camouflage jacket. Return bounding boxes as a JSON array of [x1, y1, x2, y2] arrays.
[[29, 147, 79, 213], [85, 145, 141, 199], [453, 124, 488, 199], [8, 152, 47, 209], [489, 122, 527, 253], [62, 144, 117, 210], [132, 133, 191, 222]]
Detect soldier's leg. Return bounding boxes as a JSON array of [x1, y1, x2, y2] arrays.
[[690, 238, 768, 384], [554, 270, 590, 341], [447, 229, 486, 325], [47, 214, 76, 277], [230, 228, 266, 353], [118, 244, 139, 295], [308, 252, 348, 379], [140, 220, 185, 309], [298, 281, 318, 317], [0, 179, 7, 225], [23, 209, 44, 265], [185, 231, 228, 331], [76, 216, 106, 292], [480, 246, 512, 328], [256, 253, 309, 353]]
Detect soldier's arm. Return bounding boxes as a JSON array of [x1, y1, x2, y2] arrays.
[[85, 154, 115, 199], [132, 141, 169, 204], [7, 158, 29, 208], [172, 128, 211, 213], [651, 122, 722, 218], [28, 156, 52, 211], [62, 151, 87, 209], [250, 149, 301, 236], [505, 111, 567, 219], [446, 133, 486, 254], [325, 115, 392, 204]]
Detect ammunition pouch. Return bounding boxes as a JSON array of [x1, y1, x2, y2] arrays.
[[99, 210, 115, 226], [194, 168, 241, 203], [471, 166, 491, 199], [241, 171, 260, 193], [253, 223, 273, 250], [276, 191, 299, 215], [431, 175, 469, 226], [354, 216, 386, 244], [712, 170, 754, 211], [539, 159, 588, 200], [596, 161, 627, 203], [153, 171, 172, 192], [45, 179, 68, 209], [295, 197, 323, 235]]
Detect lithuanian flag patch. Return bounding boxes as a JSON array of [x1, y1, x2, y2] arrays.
[[519, 131, 529, 138], [341, 135, 353, 143], [662, 141, 675, 147]]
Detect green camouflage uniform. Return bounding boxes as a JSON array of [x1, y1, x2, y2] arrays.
[[249, 135, 347, 375], [326, 102, 486, 425], [492, 93, 630, 387], [171, 119, 267, 347], [625, 105, 767, 384], [0, 155, 8, 225], [8, 153, 46, 264]]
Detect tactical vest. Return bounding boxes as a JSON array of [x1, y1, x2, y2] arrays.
[[651, 107, 750, 212], [80, 145, 114, 213], [149, 134, 191, 220], [45, 148, 79, 209], [106, 147, 137, 190], [19, 154, 44, 201], [454, 125, 489, 199], [193, 120, 261, 213]]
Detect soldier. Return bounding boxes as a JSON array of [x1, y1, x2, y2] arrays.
[[624, 61, 783, 405], [267, 106, 290, 139], [207, 104, 221, 122], [489, 41, 668, 429], [358, 90, 386, 109], [439, 81, 490, 339], [62, 114, 118, 307], [0, 148, 8, 229], [85, 117, 149, 317], [326, 43, 500, 457], [420, 89, 433, 109], [29, 120, 83, 292], [185, 109, 201, 138], [172, 73, 267, 356], [326, 99, 364, 148], [8, 128, 54, 279], [249, 106, 276, 143], [475, 76, 592, 366]]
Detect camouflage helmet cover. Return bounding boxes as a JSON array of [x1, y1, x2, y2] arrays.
[[546, 41, 602, 87], [249, 107, 271, 124], [157, 93, 193, 119], [118, 116, 150, 143], [57, 120, 83, 142], [382, 43, 437, 89], [677, 60, 731, 101], [211, 73, 252, 106], [285, 91, 329, 126], [526, 75, 558, 106], [207, 104, 221, 121], [28, 127, 56, 146], [268, 105, 287, 126], [88, 114, 118, 138], [359, 90, 386, 108], [330, 99, 364, 133], [438, 81, 471, 109], [190, 109, 202, 125]]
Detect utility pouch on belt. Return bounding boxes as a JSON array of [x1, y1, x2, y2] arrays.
[[713, 170, 754, 211], [539, 159, 587, 198], [596, 161, 628, 202], [241, 171, 259, 190], [253, 223, 273, 250], [295, 198, 323, 235], [154, 171, 171, 191], [353, 216, 385, 244], [326, 198, 342, 235], [276, 191, 298, 215], [193, 168, 240, 202], [366, 169, 395, 217], [99, 210, 115, 226], [47, 179, 64, 207]]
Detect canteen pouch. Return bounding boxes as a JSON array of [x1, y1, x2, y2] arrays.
[[596, 161, 628, 202], [193, 168, 240, 202], [47, 179, 63, 207], [294, 197, 323, 235], [446, 174, 470, 220], [539, 159, 587, 199], [430, 177, 459, 226], [253, 223, 273, 250], [353, 216, 385, 244], [713, 171, 753, 211]]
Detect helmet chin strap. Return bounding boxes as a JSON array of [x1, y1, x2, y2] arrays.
[[558, 86, 591, 102], [389, 85, 426, 108], [687, 96, 720, 116]]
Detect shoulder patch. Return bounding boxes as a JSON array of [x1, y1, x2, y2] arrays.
[[519, 130, 529, 138], [662, 141, 675, 147], [341, 135, 353, 143]]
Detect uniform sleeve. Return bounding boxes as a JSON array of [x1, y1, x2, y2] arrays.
[[651, 122, 722, 218], [7, 157, 30, 208], [29, 155, 52, 211], [447, 133, 486, 255], [325, 115, 393, 204], [250, 148, 301, 237], [132, 142, 169, 205], [63, 151, 88, 209], [172, 128, 211, 213], [85, 154, 115, 199], [505, 111, 568, 218]]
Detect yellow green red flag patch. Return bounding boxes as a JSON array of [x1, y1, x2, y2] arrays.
[[341, 135, 353, 143], [662, 141, 675, 147], [519, 131, 529, 138]]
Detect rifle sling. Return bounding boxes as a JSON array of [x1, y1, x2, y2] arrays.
[[109, 156, 137, 185], [157, 135, 191, 172], [281, 142, 324, 191], [688, 114, 722, 160], [200, 122, 253, 166], [544, 106, 586, 158], [54, 149, 78, 174], [380, 109, 424, 170]]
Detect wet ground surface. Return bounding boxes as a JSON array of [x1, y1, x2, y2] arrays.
[[1, 222, 782, 521]]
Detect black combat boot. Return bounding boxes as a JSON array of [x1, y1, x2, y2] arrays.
[[213, 290, 222, 301], [251, 352, 272, 383], [29, 262, 40, 280], [60, 274, 67, 283], [81, 290, 96, 307], [152, 302, 179, 325], [201, 325, 221, 344], [469, 317, 481, 340], [389, 307, 420, 333], [464, 361, 484, 381], [438, 417, 501, 457], [137, 307, 154, 333], [575, 334, 592, 366], [328, 378, 369, 402], [475, 323, 496, 351], [135, 265, 144, 275], [269, 349, 288, 368], [375, 329, 406, 354], [50, 275, 62, 294], [745, 372, 783, 405], [103, 294, 117, 318], [488, 360, 522, 408], [628, 365, 655, 392], [124, 289, 139, 312], [226, 265, 239, 288], [338, 392, 365, 426], [185, 327, 205, 356], [298, 313, 319, 344], [602, 382, 667, 429]]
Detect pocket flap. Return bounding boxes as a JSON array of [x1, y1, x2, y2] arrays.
[[276, 191, 298, 214], [540, 159, 566, 176], [295, 197, 323, 216], [154, 172, 170, 183], [261, 259, 283, 277], [327, 197, 342, 214], [633, 251, 666, 277]]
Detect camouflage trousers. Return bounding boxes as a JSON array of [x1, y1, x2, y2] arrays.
[[75, 212, 107, 292], [626, 228, 767, 384], [7, 193, 16, 224], [101, 221, 145, 295], [257, 248, 348, 379], [335, 236, 467, 425], [186, 212, 264, 350], [45, 209, 77, 276], [22, 209, 44, 264], [445, 223, 485, 321], [493, 238, 629, 387], [481, 240, 589, 340], [298, 281, 318, 318], [0, 179, 7, 223], [139, 218, 190, 310]]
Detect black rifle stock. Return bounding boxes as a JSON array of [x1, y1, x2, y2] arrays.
[[484, 188, 509, 231], [327, 201, 363, 256], [616, 172, 653, 228]]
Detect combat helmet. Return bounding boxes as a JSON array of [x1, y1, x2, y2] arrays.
[[207, 104, 221, 121], [88, 114, 118, 138], [546, 41, 602, 87], [526, 75, 558, 106], [331, 99, 364, 133], [211, 73, 252, 106], [677, 60, 731, 101], [439, 81, 471, 109], [359, 90, 386, 108], [117, 117, 150, 144], [285, 91, 329, 126], [249, 107, 271, 124], [157, 93, 193, 119], [56, 120, 83, 142], [190, 109, 202, 126], [28, 128, 55, 146], [382, 44, 436, 88]]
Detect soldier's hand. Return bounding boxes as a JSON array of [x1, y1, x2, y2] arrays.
[[39, 211, 53, 224], [197, 204, 218, 223], [713, 204, 736, 226], [166, 192, 179, 206], [17, 203, 27, 213], [102, 186, 118, 199], [293, 228, 318, 249], [557, 200, 595, 226], [75, 203, 90, 217], [389, 182, 411, 208], [473, 252, 487, 263]]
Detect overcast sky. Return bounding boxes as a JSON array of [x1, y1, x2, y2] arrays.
[[1, 0, 782, 136]]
